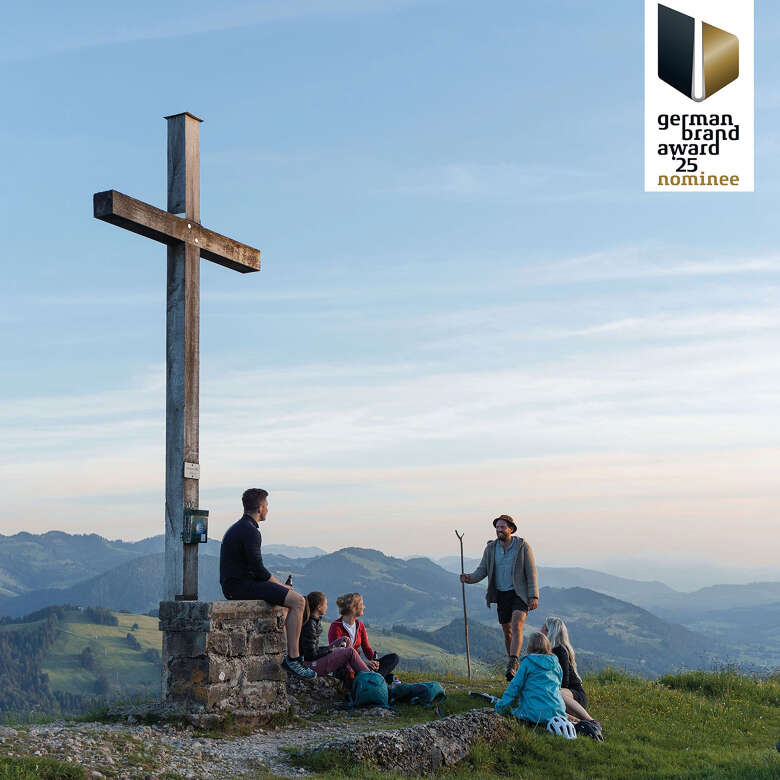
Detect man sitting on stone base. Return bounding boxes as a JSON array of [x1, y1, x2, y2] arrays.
[[220, 487, 315, 680]]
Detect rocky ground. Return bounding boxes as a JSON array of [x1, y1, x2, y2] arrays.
[[0, 674, 502, 777], [0, 708, 400, 779]]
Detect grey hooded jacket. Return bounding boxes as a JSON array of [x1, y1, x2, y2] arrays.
[[466, 537, 539, 607]]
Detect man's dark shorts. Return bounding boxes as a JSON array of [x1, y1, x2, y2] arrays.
[[496, 589, 528, 624], [222, 579, 289, 606]]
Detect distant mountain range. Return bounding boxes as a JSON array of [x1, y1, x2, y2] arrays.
[[2, 532, 777, 619], [394, 582, 726, 677], [0, 531, 167, 597], [436, 554, 780, 622], [264, 544, 327, 558], [0, 532, 323, 598], [0, 531, 778, 675], [0, 546, 487, 625]]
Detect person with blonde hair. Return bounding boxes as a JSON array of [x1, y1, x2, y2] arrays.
[[541, 616, 598, 723], [494, 632, 567, 725], [327, 592, 399, 683], [299, 592, 370, 678]]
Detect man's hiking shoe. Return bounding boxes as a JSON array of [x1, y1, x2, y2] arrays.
[[282, 656, 315, 680], [505, 656, 519, 681]]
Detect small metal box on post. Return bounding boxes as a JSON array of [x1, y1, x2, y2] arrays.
[[182, 509, 209, 544], [179, 508, 209, 600]]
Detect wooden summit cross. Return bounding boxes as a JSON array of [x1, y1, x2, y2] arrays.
[[93, 113, 260, 602]]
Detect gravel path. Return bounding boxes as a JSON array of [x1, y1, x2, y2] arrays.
[[0, 711, 399, 778]]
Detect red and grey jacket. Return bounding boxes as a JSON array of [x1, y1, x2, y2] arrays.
[[327, 617, 377, 659]]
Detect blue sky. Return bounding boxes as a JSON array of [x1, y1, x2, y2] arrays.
[[2, 1, 779, 582]]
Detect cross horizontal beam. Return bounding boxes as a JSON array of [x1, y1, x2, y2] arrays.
[[94, 190, 260, 273]]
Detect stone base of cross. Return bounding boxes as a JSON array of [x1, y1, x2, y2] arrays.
[[94, 113, 260, 601]]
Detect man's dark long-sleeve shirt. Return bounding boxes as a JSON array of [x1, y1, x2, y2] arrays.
[[219, 514, 272, 587]]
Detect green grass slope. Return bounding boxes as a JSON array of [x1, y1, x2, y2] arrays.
[[394, 618, 506, 666], [296, 669, 780, 780], [40, 611, 161, 701]]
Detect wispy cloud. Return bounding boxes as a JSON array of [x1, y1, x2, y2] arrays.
[[24, 247, 780, 320], [549, 310, 780, 340], [392, 162, 601, 198], [6, 324, 780, 471], [3, 321, 780, 565], [26, 289, 334, 307], [3, 0, 433, 63], [537, 248, 780, 284]]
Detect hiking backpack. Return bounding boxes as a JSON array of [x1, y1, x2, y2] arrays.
[[389, 681, 447, 716], [346, 671, 391, 714]]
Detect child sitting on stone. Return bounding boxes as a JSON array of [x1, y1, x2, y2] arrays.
[[300, 592, 370, 678]]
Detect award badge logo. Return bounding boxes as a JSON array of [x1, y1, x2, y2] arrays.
[[657, 4, 739, 102], [644, 1, 754, 192]]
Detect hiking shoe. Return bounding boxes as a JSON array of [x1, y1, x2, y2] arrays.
[[282, 656, 315, 680], [505, 656, 519, 681]]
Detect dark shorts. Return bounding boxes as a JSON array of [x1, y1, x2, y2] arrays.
[[222, 578, 289, 606], [496, 589, 528, 625]]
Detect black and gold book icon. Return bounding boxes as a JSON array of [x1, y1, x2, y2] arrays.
[[657, 4, 739, 101]]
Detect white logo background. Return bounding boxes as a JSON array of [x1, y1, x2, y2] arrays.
[[645, 0, 754, 192]]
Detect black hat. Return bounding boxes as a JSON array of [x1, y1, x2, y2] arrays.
[[493, 514, 517, 533]]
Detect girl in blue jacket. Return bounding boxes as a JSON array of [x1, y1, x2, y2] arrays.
[[495, 632, 567, 724]]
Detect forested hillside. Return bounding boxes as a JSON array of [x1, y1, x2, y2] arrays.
[[0, 606, 119, 714]]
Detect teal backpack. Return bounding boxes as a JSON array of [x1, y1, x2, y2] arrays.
[[346, 671, 392, 714], [389, 681, 447, 716]]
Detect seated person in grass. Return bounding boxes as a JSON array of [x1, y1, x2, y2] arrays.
[[494, 632, 567, 725], [300, 591, 370, 678], [542, 616, 599, 725], [328, 592, 399, 684]]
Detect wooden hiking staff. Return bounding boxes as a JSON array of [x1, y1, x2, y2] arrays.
[[455, 529, 472, 680]]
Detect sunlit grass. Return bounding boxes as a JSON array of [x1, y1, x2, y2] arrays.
[[293, 669, 780, 779], [658, 667, 780, 707]]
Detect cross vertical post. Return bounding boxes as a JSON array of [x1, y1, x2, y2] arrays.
[[166, 112, 201, 601], [92, 113, 260, 606]]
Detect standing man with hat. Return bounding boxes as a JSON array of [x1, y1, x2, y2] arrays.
[[460, 514, 539, 681]]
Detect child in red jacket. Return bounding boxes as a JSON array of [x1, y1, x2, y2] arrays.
[[327, 592, 399, 683]]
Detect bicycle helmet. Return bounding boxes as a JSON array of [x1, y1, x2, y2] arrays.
[[546, 715, 577, 739]]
